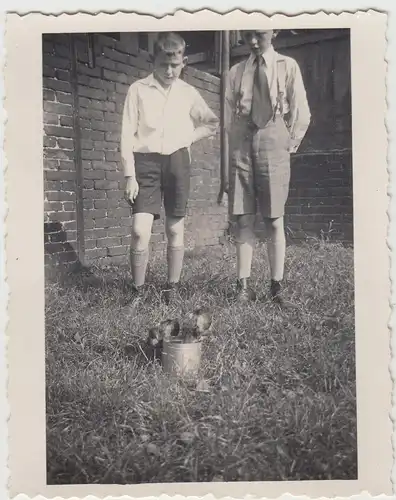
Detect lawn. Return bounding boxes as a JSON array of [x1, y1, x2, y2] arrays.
[[45, 240, 357, 484]]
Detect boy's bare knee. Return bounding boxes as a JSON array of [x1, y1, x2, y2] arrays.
[[165, 216, 185, 245], [131, 214, 153, 247], [235, 214, 255, 244]]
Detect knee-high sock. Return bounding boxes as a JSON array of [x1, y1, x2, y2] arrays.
[[167, 245, 184, 284], [130, 248, 149, 287], [267, 227, 286, 282]]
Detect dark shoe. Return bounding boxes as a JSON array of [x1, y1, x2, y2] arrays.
[[163, 282, 180, 305], [270, 279, 296, 310], [123, 283, 147, 306], [235, 278, 257, 303]]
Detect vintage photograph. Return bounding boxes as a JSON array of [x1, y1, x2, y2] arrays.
[[42, 27, 357, 484]]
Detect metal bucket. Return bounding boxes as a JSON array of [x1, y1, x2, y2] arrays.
[[162, 338, 202, 378]]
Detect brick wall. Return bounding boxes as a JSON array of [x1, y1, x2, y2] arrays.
[[43, 33, 225, 266]]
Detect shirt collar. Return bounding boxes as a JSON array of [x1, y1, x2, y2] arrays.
[[143, 73, 178, 94], [248, 45, 276, 66]]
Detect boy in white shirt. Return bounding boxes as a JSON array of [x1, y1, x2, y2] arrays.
[[121, 32, 219, 303], [224, 30, 311, 308]]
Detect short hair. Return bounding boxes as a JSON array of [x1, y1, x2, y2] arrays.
[[153, 32, 186, 58]]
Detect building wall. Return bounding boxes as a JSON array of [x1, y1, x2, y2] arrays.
[[43, 33, 225, 266]]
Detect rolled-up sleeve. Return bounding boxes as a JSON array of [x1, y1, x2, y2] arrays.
[[190, 90, 219, 141], [120, 84, 138, 178]]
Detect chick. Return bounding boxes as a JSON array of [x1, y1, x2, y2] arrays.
[[159, 318, 180, 339], [147, 326, 161, 348], [192, 307, 212, 337]]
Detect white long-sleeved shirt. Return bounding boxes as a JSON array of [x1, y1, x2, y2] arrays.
[[225, 46, 311, 151], [121, 73, 219, 177]]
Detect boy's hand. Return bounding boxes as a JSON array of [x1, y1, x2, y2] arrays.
[[124, 177, 139, 205]]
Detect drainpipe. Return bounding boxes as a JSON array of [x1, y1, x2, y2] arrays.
[[218, 30, 230, 205]]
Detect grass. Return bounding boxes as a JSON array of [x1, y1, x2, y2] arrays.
[[45, 240, 356, 484]]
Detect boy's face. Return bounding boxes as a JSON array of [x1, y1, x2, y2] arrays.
[[153, 51, 187, 87], [243, 30, 274, 56]]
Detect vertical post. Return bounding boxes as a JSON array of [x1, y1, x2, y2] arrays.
[[69, 34, 85, 266], [218, 30, 230, 204]]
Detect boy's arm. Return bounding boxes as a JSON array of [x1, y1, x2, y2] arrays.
[[121, 85, 138, 178], [286, 60, 311, 153], [190, 91, 219, 144], [224, 66, 236, 133]]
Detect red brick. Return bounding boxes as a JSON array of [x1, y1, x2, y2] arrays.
[[82, 150, 104, 161], [78, 86, 107, 101], [95, 56, 117, 70], [93, 141, 118, 151], [79, 108, 104, 121], [57, 138, 74, 150], [45, 201, 62, 212], [96, 237, 122, 248], [43, 65, 56, 78], [103, 68, 128, 84], [107, 189, 125, 200], [105, 131, 121, 142], [43, 89, 56, 101], [85, 239, 97, 250], [78, 118, 91, 129], [115, 61, 140, 77], [91, 120, 120, 132], [85, 208, 107, 219], [94, 180, 118, 190], [107, 245, 128, 256], [56, 92, 73, 105], [128, 54, 152, 71], [107, 207, 131, 218], [84, 169, 105, 180], [46, 170, 75, 181], [81, 129, 105, 141], [44, 136, 57, 148], [84, 180, 94, 189], [44, 112, 59, 125], [105, 151, 121, 162], [104, 111, 120, 122], [62, 201, 75, 211], [95, 218, 118, 229], [44, 148, 75, 160], [86, 248, 107, 259], [94, 199, 119, 209], [81, 139, 94, 150], [83, 199, 94, 210], [45, 125, 74, 138], [46, 191, 75, 202], [92, 161, 117, 171], [84, 190, 106, 200], [56, 69, 70, 81], [43, 159, 59, 170], [115, 83, 129, 94], [85, 229, 107, 239], [47, 211, 75, 222], [59, 160, 75, 171], [105, 171, 122, 181], [77, 62, 102, 77], [43, 54, 70, 70], [43, 78, 71, 93], [79, 97, 116, 112], [107, 226, 130, 237], [103, 46, 129, 64], [63, 220, 77, 231]]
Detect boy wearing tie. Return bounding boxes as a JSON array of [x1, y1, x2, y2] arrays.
[[121, 32, 219, 304], [225, 30, 311, 307]]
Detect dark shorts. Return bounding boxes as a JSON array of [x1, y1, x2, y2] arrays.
[[132, 148, 191, 220]]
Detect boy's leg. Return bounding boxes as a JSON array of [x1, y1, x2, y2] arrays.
[[162, 147, 190, 303], [130, 212, 154, 287], [235, 214, 257, 302], [165, 215, 185, 284], [126, 152, 162, 297], [228, 118, 257, 301], [264, 216, 286, 282]]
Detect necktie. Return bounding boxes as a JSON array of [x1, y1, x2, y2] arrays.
[[251, 55, 273, 128]]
